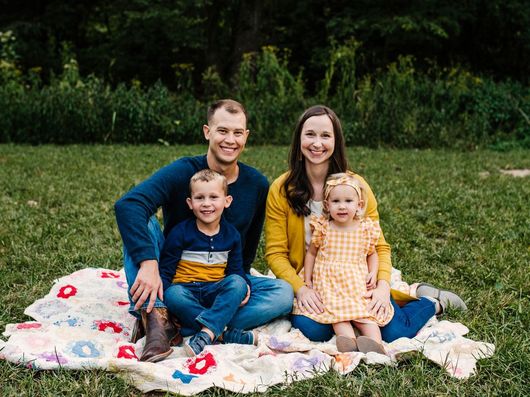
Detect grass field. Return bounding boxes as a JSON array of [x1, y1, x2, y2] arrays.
[[0, 144, 529, 396]]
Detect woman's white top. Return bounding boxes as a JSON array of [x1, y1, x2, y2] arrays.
[[304, 200, 323, 249]]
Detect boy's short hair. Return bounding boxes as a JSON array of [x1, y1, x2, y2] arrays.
[[189, 169, 228, 195], [207, 99, 247, 124]]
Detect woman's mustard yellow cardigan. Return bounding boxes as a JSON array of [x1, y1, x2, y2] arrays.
[[265, 171, 392, 294]]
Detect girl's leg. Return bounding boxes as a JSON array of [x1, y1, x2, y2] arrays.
[[353, 321, 382, 344], [333, 321, 358, 353], [353, 321, 385, 354], [332, 321, 356, 338]]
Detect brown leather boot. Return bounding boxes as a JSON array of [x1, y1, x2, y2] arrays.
[[139, 307, 182, 362]]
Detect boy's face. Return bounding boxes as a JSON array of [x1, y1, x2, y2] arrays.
[[186, 179, 232, 226]]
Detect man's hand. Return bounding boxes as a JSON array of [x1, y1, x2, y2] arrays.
[[364, 280, 391, 318], [130, 259, 163, 313], [239, 285, 251, 307], [296, 285, 325, 314]]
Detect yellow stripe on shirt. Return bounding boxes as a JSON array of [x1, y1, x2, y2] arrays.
[[173, 259, 226, 283]]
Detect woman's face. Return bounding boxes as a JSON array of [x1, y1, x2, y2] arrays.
[[300, 114, 335, 166]]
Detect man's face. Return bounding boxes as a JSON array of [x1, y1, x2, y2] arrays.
[[186, 179, 232, 226], [204, 107, 249, 166]]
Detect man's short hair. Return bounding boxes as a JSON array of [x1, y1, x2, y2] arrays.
[[207, 99, 248, 124], [189, 169, 228, 195]]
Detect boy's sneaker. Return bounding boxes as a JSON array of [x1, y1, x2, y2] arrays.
[[184, 331, 212, 357], [222, 328, 256, 345]]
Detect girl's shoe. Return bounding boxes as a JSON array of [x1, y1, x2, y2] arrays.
[[185, 331, 212, 357], [222, 328, 256, 345], [356, 336, 386, 355], [336, 335, 358, 352], [416, 283, 468, 312]]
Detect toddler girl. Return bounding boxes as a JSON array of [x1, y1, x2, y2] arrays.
[[300, 172, 393, 354]]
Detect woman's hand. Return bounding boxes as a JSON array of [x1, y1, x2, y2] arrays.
[[364, 280, 391, 317], [296, 285, 324, 314]]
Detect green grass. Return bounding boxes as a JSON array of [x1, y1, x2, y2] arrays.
[[1, 144, 529, 396]]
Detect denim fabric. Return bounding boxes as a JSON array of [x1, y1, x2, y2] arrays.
[[123, 216, 167, 317], [167, 274, 294, 337], [291, 297, 436, 343], [381, 297, 436, 342], [124, 216, 294, 329], [164, 274, 249, 337], [227, 275, 293, 330]]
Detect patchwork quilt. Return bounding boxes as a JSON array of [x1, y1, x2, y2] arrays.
[[0, 268, 495, 395]]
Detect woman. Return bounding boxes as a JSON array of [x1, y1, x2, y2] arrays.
[[265, 105, 466, 343]]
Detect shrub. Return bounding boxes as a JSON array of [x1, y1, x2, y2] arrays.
[[0, 34, 528, 148]]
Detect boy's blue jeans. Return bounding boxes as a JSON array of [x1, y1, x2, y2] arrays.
[[122, 216, 294, 334], [164, 275, 248, 338], [291, 296, 436, 343]]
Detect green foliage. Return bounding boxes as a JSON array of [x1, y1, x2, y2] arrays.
[[0, 37, 529, 148], [1, 145, 529, 396], [235, 46, 305, 144]]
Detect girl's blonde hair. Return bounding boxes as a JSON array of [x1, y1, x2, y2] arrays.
[[323, 171, 367, 220]]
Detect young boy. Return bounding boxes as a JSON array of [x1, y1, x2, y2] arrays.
[[158, 169, 255, 356]]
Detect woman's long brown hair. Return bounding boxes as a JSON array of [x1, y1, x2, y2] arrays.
[[283, 105, 349, 216]]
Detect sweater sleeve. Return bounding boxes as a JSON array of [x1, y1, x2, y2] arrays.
[[265, 178, 306, 293], [114, 160, 191, 267], [357, 175, 392, 283], [225, 227, 251, 286]]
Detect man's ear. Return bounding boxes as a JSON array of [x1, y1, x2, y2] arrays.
[[224, 195, 233, 208], [186, 197, 193, 210], [203, 124, 210, 140]]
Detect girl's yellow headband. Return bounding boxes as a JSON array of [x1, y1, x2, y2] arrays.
[[323, 171, 362, 201]]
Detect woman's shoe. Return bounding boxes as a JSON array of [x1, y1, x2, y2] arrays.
[[416, 283, 468, 312]]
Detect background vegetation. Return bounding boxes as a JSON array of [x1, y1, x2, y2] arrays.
[[1, 1, 529, 147], [1, 145, 529, 396]]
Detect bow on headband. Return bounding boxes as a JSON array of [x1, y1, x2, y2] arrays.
[[324, 171, 362, 201]]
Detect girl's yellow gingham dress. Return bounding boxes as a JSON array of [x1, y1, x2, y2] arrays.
[[293, 216, 394, 326]]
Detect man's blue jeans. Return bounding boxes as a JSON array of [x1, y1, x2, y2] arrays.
[[122, 216, 294, 330], [291, 297, 436, 343], [164, 275, 248, 338]]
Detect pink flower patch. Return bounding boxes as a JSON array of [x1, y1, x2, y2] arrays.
[[95, 320, 123, 334], [117, 345, 138, 360], [187, 352, 217, 375], [101, 271, 120, 279], [57, 285, 77, 299], [16, 322, 42, 330]]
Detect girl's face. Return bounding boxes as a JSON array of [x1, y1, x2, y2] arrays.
[[326, 184, 363, 225], [300, 115, 335, 166]]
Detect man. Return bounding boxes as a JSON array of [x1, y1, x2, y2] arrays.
[[115, 99, 293, 362]]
